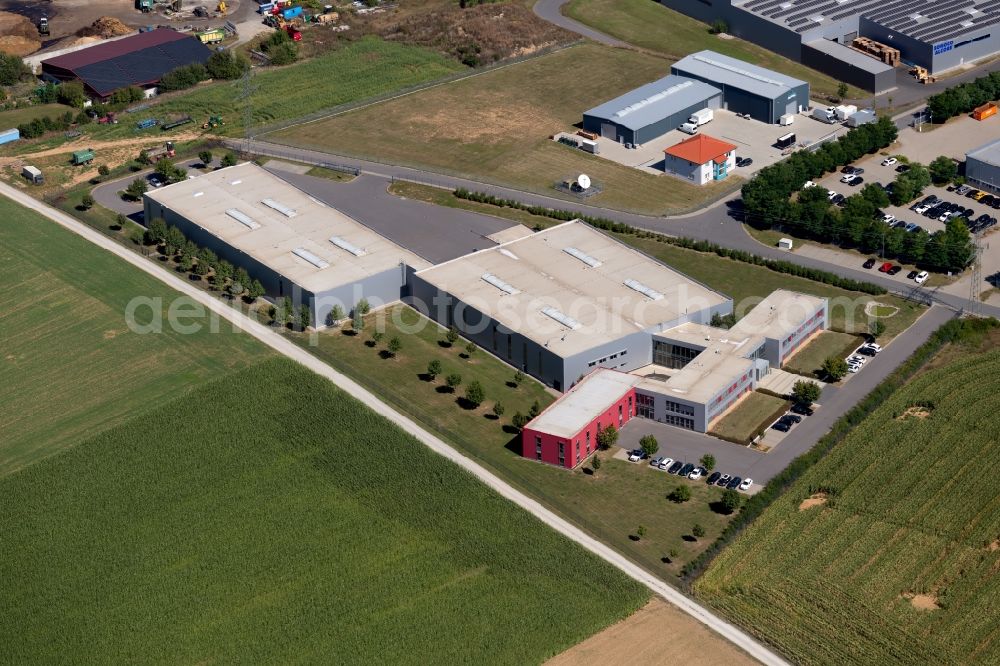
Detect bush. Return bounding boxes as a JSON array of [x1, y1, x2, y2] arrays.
[[718, 489, 741, 515], [596, 424, 618, 450], [57, 81, 87, 108], [445, 373, 462, 390], [667, 486, 691, 503], [0, 52, 30, 86], [205, 51, 249, 80], [426, 359, 442, 379], [158, 63, 209, 92], [927, 70, 1000, 124], [709, 18, 728, 34], [822, 356, 849, 382], [791, 380, 821, 406], [639, 434, 658, 457], [512, 412, 528, 430], [221, 152, 238, 167], [464, 380, 485, 407]]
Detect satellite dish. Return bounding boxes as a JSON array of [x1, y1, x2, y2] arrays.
[[577, 174, 591, 190]]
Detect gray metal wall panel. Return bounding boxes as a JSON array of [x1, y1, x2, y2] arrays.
[[800, 42, 896, 93], [966, 157, 1000, 193], [562, 330, 652, 390]]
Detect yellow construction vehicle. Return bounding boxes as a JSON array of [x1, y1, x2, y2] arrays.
[[910, 66, 937, 84], [217, 0, 227, 15]]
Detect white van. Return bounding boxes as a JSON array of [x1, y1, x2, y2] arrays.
[[679, 122, 699, 135]]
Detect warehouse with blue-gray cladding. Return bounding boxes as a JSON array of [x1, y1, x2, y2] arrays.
[[582, 75, 723, 145], [142, 162, 430, 327], [658, 0, 1000, 82], [670, 51, 809, 124]]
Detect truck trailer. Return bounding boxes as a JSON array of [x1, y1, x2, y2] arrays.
[[688, 108, 714, 127]]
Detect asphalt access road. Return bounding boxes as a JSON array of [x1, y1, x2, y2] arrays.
[[239, 139, 999, 320], [623, 305, 953, 485]]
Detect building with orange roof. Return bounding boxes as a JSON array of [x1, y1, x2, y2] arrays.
[[662, 133, 738, 185]]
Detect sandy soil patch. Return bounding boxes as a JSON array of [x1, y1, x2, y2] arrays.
[[546, 598, 759, 666], [897, 405, 932, 420], [799, 493, 828, 511], [989, 539, 999, 552], [902, 592, 941, 611], [865, 301, 899, 318]]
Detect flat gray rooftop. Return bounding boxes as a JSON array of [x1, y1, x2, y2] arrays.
[[584, 75, 722, 130], [967, 136, 1000, 167], [528, 369, 641, 438], [671, 50, 807, 100], [804, 39, 895, 74], [736, 0, 1000, 43]]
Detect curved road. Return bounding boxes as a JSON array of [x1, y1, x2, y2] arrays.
[[2, 180, 790, 666], [532, 0, 626, 47]]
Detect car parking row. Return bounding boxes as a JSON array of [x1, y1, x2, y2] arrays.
[[845, 341, 881, 374], [769, 401, 814, 433], [626, 450, 753, 492]]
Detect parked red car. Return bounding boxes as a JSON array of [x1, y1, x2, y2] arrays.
[[878, 262, 893, 273]]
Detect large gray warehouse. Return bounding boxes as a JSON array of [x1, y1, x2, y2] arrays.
[[659, 0, 1000, 84], [965, 137, 1000, 194], [408, 220, 733, 392], [143, 162, 430, 328], [582, 75, 722, 145], [670, 51, 809, 124]]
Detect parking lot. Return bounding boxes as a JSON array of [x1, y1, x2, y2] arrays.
[[567, 106, 842, 177]]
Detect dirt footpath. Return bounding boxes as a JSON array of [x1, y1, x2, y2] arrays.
[[546, 599, 760, 666]]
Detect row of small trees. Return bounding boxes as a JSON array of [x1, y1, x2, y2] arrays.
[[157, 52, 251, 92], [927, 69, 1000, 124]]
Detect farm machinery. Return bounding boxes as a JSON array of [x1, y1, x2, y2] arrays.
[[202, 115, 225, 129], [145, 141, 176, 162], [910, 66, 937, 85]]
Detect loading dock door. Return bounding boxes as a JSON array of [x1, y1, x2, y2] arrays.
[[707, 95, 722, 110], [600, 122, 618, 141], [785, 100, 797, 115]]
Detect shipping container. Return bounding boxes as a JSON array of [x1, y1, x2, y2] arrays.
[[974, 102, 997, 121], [776, 132, 796, 149], [0, 127, 19, 145], [21, 165, 42, 184]]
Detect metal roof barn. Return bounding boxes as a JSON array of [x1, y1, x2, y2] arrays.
[[41, 29, 212, 99], [582, 74, 722, 145]]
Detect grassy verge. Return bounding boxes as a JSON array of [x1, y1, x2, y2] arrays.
[[289, 305, 738, 578], [0, 358, 648, 663], [694, 320, 1000, 665], [389, 181, 546, 228], [269, 43, 740, 215], [562, 0, 861, 101], [0, 103, 76, 129], [0, 198, 267, 476], [710, 392, 789, 445], [783, 330, 867, 379]]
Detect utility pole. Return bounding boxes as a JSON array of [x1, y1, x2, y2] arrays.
[[239, 67, 258, 157], [968, 231, 983, 316]]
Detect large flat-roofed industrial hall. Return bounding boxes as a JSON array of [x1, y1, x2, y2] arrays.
[[408, 221, 733, 392], [143, 162, 430, 328], [41, 28, 212, 100], [658, 0, 1000, 82]]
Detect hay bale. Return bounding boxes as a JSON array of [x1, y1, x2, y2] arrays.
[[0, 35, 41, 57]]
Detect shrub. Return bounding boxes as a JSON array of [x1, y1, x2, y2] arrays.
[[205, 50, 249, 79], [719, 489, 741, 515], [446, 373, 462, 390], [692, 524, 705, 539], [667, 486, 691, 503], [791, 380, 821, 406], [492, 402, 505, 418], [596, 424, 617, 450], [426, 359, 442, 379], [512, 412, 528, 430], [639, 434, 658, 457], [822, 356, 849, 382], [464, 380, 485, 407]]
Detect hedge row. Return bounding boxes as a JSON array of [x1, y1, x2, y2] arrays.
[[679, 315, 999, 582], [927, 69, 1000, 124], [452, 188, 886, 295]]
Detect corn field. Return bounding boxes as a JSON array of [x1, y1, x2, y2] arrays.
[[695, 343, 1000, 665]]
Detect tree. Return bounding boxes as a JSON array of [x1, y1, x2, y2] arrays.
[[205, 50, 249, 79], [145, 217, 168, 244], [529, 400, 541, 418], [512, 411, 528, 430], [115, 213, 127, 230], [125, 178, 148, 200], [247, 280, 265, 301], [709, 18, 728, 34], [596, 424, 618, 450], [328, 304, 345, 325], [179, 253, 195, 272], [194, 257, 211, 277], [492, 402, 505, 419], [352, 309, 364, 333], [164, 226, 185, 256], [719, 489, 741, 515], [639, 434, 659, 457], [667, 485, 691, 503], [355, 298, 371, 316], [426, 360, 443, 380], [691, 523, 705, 539], [221, 152, 238, 167], [512, 370, 525, 387], [791, 380, 822, 406], [821, 356, 849, 381], [446, 373, 462, 391], [869, 319, 886, 339], [591, 455, 601, 474], [837, 82, 849, 100], [700, 454, 716, 472], [232, 267, 251, 295], [446, 326, 459, 346], [56, 80, 86, 108], [97, 164, 110, 179], [267, 40, 298, 66], [636, 525, 647, 540], [80, 194, 94, 210], [929, 155, 957, 184], [299, 305, 311, 331], [465, 380, 485, 407], [198, 150, 213, 167], [387, 336, 401, 356], [0, 52, 30, 86], [370, 330, 384, 346], [464, 341, 477, 358]]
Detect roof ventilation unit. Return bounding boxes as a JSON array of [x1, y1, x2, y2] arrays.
[[261, 198, 297, 218], [230, 179, 242, 185], [623, 278, 664, 301], [499, 248, 519, 260], [482, 272, 520, 295], [563, 246, 602, 267], [292, 247, 329, 269], [329, 235, 366, 257], [225, 208, 260, 229], [541, 306, 582, 330]]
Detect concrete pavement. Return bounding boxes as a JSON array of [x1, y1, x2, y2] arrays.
[[0, 180, 790, 666]]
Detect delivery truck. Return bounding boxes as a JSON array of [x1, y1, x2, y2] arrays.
[[812, 107, 837, 124], [688, 108, 714, 127]]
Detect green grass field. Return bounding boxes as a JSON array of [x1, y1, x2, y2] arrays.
[[0, 358, 648, 663], [562, 0, 858, 100], [0, 103, 76, 130], [0, 199, 266, 475], [694, 333, 1000, 665], [783, 330, 866, 379], [294, 305, 737, 577], [710, 391, 788, 444], [269, 43, 739, 215]]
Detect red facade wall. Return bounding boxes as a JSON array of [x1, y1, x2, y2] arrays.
[[522, 388, 637, 469]]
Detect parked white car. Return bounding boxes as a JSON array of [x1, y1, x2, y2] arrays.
[[881, 157, 898, 166], [658, 457, 674, 470], [847, 362, 863, 373], [628, 450, 644, 462], [863, 342, 883, 352], [914, 203, 931, 214], [840, 173, 857, 183], [827, 189, 838, 201], [739, 478, 753, 492], [803, 180, 817, 188], [914, 271, 929, 285], [881, 214, 895, 225], [688, 467, 704, 481]]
